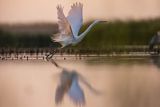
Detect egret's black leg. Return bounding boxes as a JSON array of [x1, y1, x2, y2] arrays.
[[46, 49, 57, 61]]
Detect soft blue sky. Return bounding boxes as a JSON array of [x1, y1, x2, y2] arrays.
[[0, 0, 160, 23]]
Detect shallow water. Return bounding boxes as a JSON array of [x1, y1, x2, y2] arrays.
[[0, 56, 160, 107]]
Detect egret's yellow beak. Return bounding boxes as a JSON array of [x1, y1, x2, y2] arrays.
[[100, 21, 108, 23]]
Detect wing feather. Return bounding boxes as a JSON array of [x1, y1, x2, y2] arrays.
[[51, 5, 73, 43], [57, 5, 72, 35], [67, 78, 85, 106], [67, 2, 83, 37], [55, 85, 65, 104]]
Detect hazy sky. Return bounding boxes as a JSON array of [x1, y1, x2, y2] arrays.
[[0, 0, 160, 23]]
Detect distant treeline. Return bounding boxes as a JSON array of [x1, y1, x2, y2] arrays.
[[0, 18, 160, 49]]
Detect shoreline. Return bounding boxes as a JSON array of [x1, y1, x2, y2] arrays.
[[0, 52, 159, 60]]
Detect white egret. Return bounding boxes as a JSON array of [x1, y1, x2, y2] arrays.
[[46, 2, 107, 60], [55, 69, 101, 106]]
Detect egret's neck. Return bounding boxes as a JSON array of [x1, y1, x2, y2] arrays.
[[77, 20, 100, 42]]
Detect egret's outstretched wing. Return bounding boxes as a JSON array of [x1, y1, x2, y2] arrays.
[[67, 3, 83, 37], [68, 78, 85, 106], [51, 5, 72, 42], [57, 5, 72, 35]]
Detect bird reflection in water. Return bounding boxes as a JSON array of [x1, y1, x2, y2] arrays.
[[50, 59, 101, 106]]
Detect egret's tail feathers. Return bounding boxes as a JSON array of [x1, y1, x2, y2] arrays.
[[51, 33, 61, 42], [51, 33, 65, 48]]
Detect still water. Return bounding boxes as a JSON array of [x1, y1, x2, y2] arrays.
[[0, 56, 160, 107]]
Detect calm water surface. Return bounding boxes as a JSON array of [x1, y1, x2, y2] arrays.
[[0, 56, 160, 107]]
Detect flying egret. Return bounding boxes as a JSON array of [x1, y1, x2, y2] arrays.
[[46, 2, 107, 60], [55, 69, 101, 106]]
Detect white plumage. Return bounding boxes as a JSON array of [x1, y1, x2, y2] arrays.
[[67, 3, 83, 37]]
